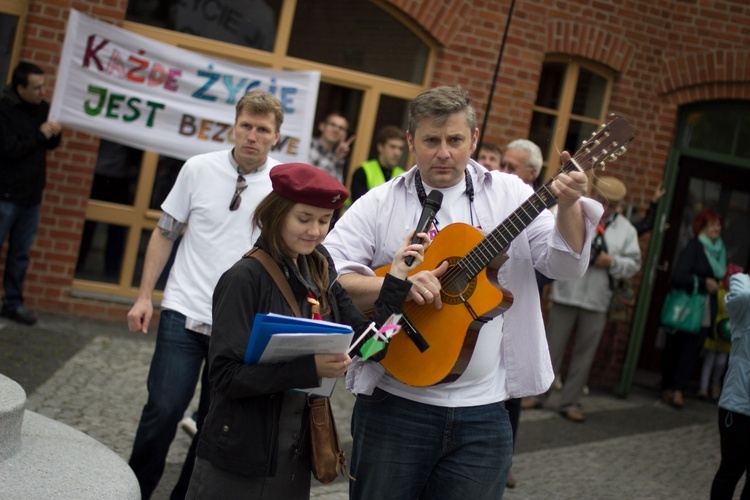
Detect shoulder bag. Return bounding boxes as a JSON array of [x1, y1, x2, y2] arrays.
[[245, 247, 354, 484], [660, 275, 706, 333]]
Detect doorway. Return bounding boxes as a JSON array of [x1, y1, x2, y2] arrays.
[[637, 156, 750, 374], [618, 100, 750, 395]]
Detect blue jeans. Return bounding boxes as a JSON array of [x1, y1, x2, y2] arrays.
[[349, 388, 513, 500], [0, 201, 41, 309], [129, 310, 211, 499]]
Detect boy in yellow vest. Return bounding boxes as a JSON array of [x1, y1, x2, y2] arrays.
[[348, 125, 406, 204]]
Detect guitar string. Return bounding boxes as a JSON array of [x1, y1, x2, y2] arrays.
[[455, 130, 625, 280]]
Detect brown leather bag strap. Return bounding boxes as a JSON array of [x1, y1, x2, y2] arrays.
[[245, 247, 302, 318]]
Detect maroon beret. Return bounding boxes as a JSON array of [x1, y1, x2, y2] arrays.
[[270, 163, 349, 209]]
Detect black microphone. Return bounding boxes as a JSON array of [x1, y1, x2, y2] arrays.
[[405, 190, 443, 266]]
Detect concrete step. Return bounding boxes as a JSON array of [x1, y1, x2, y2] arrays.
[[0, 374, 140, 498], [0, 374, 25, 461]]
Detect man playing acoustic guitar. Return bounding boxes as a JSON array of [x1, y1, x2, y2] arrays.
[[325, 86, 608, 499]]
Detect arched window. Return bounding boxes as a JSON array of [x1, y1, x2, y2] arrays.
[[287, 0, 429, 84], [528, 57, 614, 181], [74, 0, 434, 299], [679, 101, 750, 159]]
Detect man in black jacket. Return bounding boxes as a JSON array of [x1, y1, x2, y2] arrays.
[[0, 62, 62, 325]]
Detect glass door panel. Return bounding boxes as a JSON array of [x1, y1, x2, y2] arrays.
[[0, 13, 17, 84]]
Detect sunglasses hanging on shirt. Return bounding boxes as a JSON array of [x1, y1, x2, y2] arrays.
[[229, 174, 248, 211]]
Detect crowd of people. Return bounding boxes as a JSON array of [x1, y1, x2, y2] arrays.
[[3, 58, 749, 499]]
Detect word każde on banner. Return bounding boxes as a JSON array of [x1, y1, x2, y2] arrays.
[[50, 10, 320, 162]]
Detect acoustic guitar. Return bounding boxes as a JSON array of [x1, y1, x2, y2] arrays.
[[373, 115, 635, 387]]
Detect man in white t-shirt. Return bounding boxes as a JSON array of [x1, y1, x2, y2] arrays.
[[126, 90, 284, 499], [324, 86, 602, 499]]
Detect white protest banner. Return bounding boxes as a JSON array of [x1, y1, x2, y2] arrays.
[[50, 10, 320, 162]]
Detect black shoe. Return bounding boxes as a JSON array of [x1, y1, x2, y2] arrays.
[[1, 305, 38, 325]]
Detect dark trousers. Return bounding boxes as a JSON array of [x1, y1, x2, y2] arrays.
[[129, 310, 211, 499], [660, 327, 709, 392], [711, 408, 750, 499], [0, 202, 41, 309]]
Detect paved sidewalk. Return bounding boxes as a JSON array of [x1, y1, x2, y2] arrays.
[[1, 313, 746, 499]]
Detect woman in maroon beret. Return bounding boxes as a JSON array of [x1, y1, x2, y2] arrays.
[[187, 163, 427, 499]]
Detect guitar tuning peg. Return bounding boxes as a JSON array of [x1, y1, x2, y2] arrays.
[[600, 162, 606, 170]]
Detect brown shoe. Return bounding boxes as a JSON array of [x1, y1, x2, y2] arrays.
[[560, 407, 585, 422], [506, 469, 517, 489], [521, 397, 543, 409], [671, 390, 684, 408]]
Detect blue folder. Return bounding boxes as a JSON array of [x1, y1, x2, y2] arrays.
[[244, 313, 353, 365]]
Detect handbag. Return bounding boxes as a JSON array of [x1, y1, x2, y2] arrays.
[[245, 247, 354, 483], [660, 275, 706, 333], [608, 278, 635, 322], [308, 396, 355, 483]]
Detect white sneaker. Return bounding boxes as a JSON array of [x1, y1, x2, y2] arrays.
[[180, 416, 197, 438]]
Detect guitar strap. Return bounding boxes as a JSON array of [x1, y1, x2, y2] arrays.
[[414, 169, 476, 229], [244, 247, 302, 318]]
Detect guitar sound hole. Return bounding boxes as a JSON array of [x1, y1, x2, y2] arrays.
[[440, 259, 476, 305]]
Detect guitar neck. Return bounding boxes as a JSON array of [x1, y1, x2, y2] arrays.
[[460, 180, 557, 279], [459, 154, 594, 279], [454, 115, 634, 282]]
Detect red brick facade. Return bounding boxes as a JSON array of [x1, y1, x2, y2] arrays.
[[4, 0, 750, 386]]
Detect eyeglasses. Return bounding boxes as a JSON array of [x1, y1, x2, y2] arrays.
[[326, 122, 348, 132], [229, 175, 248, 211]]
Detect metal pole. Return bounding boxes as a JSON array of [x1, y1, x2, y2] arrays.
[[476, 0, 516, 156]]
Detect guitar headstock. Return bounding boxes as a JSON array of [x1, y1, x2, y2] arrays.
[[563, 115, 635, 175]]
